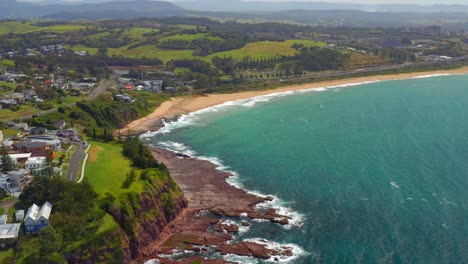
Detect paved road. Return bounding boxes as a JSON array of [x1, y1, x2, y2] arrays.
[[67, 143, 86, 182]]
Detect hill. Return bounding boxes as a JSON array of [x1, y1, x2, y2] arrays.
[[0, 0, 184, 19]]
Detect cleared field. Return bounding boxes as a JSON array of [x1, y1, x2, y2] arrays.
[[122, 27, 158, 41], [33, 24, 89, 33], [208, 39, 326, 60], [105, 39, 325, 63], [0, 21, 38, 35], [0, 105, 41, 121], [160, 33, 222, 42], [108, 45, 195, 63], [345, 53, 388, 69], [67, 44, 99, 55], [85, 141, 145, 197]]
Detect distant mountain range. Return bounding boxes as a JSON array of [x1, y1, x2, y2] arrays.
[[3, 0, 468, 30], [177, 0, 468, 13], [0, 0, 184, 19]]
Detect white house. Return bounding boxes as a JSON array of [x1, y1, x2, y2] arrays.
[[25, 157, 46, 175], [0, 223, 21, 247], [8, 153, 32, 165], [0, 175, 15, 193], [24, 202, 52, 234]]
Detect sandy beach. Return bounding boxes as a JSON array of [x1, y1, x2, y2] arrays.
[[121, 67, 468, 136]]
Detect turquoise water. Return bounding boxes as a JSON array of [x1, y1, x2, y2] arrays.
[[147, 75, 468, 263]]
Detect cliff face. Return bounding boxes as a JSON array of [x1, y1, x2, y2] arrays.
[[109, 181, 188, 260]]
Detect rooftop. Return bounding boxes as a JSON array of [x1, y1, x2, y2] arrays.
[[26, 201, 52, 222], [0, 224, 21, 239]]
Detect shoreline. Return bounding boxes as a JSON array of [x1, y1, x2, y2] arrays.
[[121, 67, 468, 136], [139, 147, 302, 263], [135, 68, 468, 263]]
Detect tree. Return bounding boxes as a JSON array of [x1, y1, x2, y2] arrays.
[[44, 149, 54, 177], [0, 147, 13, 173], [37, 226, 63, 261]]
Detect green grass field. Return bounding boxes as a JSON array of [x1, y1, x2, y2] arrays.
[[66, 44, 99, 55], [0, 105, 42, 121], [85, 141, 144, 197], [0, 81, 17, 93], [160, 33, 222, 42], [33, 24, 89, 33], [108, 45, 195, 63], [0, 59, 15, 67], [105, 38, 325, 63], [208, 39, 326, 60], [0, 21, 38, 35]]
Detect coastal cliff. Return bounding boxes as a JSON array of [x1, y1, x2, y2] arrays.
[[110, 185, 188, 259], [64, 175, 187, 264]]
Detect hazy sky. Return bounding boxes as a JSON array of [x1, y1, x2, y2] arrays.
[[19, 0, 468, 5]]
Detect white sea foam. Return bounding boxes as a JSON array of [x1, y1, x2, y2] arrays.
[[411, 73, 451, 79], [243, 238, 308, 263], [140, 80, 380, 139], [144, 260, 160, 264], [153, 140, 304, 229]]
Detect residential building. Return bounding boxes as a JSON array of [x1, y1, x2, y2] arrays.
[[25, 157, 46, 175], [14, 141, 49, 157], [26, 135, 61, 150], [8, 153, 32, 165], [9, 123, 28, 131], [0, 175, 18, 194], [29, 127, 47, 135], [54, 120, 66, 130], [0, 222, 21, 247], [124, 83, 135, 91], [7, 169, 29, 191], [24, 202, 52, 234]]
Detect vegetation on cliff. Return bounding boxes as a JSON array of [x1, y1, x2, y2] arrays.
[[15, 138, 184, 263]]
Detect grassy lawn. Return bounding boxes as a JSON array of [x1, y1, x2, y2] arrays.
[[122, 27, 157, 41], [0, 59, 15, 67], [208, 39, 326, 60], [174, 67, 192, 76], [0, 105, 41, 121], [108, 45, 195, 63], [85, 141, 144, 197], [0, 81, 16, 90], [33, 24, 89, 33], [160, 33, 221, 42], [0, 249, 13, 263], [66, 45, 99, 55], [0, 196, 15, 203], [2, 128, 20, 138]]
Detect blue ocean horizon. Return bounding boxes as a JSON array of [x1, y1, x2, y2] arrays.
[[147, 74, 468, 263]]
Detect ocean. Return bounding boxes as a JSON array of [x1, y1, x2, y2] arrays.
[[144, 74, 468, 263]]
